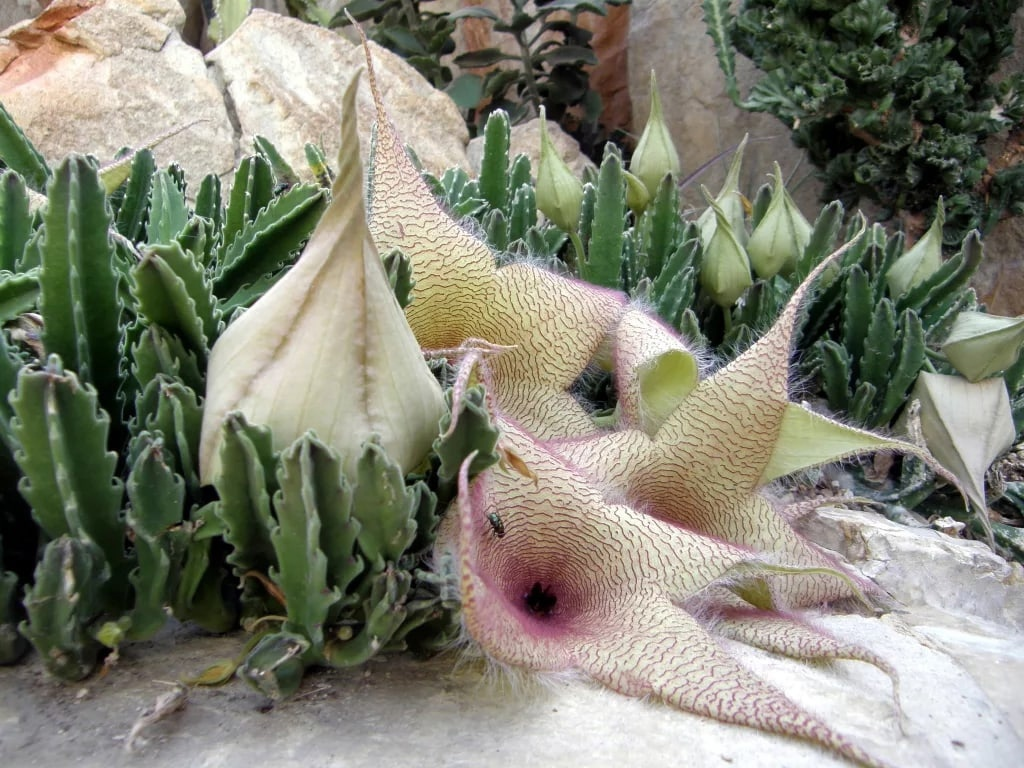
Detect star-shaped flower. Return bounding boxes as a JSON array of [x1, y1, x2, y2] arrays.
[[352, 30, 956, 767]]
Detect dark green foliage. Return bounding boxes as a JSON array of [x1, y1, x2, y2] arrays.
[[704, 0, 1024, 239], [448, 0, 629, 147], [213, 183, 327, 308], [326, 0, 459, 91], [212, 415, 462, 696], [382, 248, 416, 309], [270, 435, 344, 655], [132, 242, 222, 363], [38, 156, 123, 422], [0, 537, 28, 664], [0, 120, 334, 679], [10, 359, 128, 592], [212, 414, 280, 597], [347, 440, 421, 571], [433, 385, 502, 502], [0, 102, 50, 192], [581, 147, 627, 288], [330, 0, 629, 150], [0, 170, 33, 273], [423, 111, 565, 261], [114, 149, 156, 242], [19, 537, 108, 681], [124, 435, 187, 640]]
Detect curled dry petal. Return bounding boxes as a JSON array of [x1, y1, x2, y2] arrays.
[[611, 308, 698, 435], [198, 73, 445, 483]]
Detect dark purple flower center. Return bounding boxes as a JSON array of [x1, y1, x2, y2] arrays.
[[523, 582, 557, 616]]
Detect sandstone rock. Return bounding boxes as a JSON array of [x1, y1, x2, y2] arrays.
[[972, 5, 1024, 317], [577, 2, 631, 136], [628, 0, 822, 214], [466, 115, 594, 179], [0, 0, 236, 188], [797, 506, 1024, 631], [206, 9, 470, 180], [974, 214, 1024, 317]]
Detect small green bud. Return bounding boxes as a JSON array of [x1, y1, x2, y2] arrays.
[[887, 198, 945, 297], [623, 170, 651, 216], [630, 71, 681, 198], [536, 107, 585, 232], [746, 163, 812, 278], [697, 135, 749, 248], [942, 311, 1024, 382], [699, 189, 752, 307]]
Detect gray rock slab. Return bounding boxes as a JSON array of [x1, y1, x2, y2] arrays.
[[0, 1, 41, 31], [797, 507, 1024, 631], [205, 9, 470, 180]]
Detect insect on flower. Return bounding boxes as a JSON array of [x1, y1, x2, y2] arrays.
[[486, 512, 505, 538]]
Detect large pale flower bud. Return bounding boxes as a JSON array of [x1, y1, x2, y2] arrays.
[[942, 311, 1024, 382], [699, 190, 752, 308], [746, 162, 812, 279], [630, 70, 681, 199], [199, 74, 446, 484], [536, 106, 584, 232]]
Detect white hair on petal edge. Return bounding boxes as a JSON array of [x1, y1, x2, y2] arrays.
[[447, 622, 584, 701], [625, 296, 720, 378]]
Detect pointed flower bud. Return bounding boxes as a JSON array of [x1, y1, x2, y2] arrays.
[[699, 188, 752, 308], [198, 74, 446, 484], [746, 162, 812, 278], [941, 310, 1024, 382], [623, 169, 651, 216], [697, 135, 749, 248], [887, 198, 945, 297], [630, 70, 681, 199], [536, 107, 584, 232]]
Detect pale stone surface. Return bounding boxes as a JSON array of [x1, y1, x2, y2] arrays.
[[2, 506, 1022, 767], [628, 0, 822, 213], [206, 9, 470, 179], [797, 507, 1024, 631], [0, 0, 236, 188], [466, 116, 595, 179], [0, 590, 1021, 767]]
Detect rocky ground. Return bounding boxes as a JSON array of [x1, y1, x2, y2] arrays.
[[2, 507, 1022, 768]]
